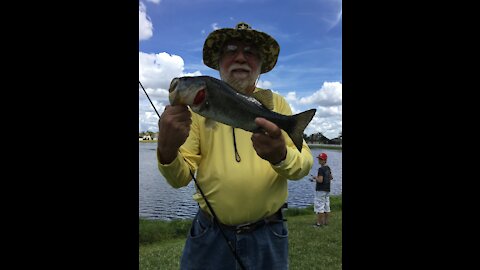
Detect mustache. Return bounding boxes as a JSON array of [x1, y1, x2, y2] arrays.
[[228, 65, 251, 73]]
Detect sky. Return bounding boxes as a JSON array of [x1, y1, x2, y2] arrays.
[[139, 0, 342, 139]]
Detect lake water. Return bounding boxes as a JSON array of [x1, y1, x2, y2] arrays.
[[139, 143, 342, 220]]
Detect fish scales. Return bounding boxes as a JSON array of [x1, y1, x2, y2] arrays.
[[169, 75, 316, 152]]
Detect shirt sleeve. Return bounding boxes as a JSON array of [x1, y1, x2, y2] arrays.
[[156, 151, 193, 188], [157, 111, 202, 188], [319, 167, 326, 178]]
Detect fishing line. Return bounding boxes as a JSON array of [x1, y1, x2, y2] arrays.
[[254, 74, 261, 88], [139, 81, 161, 118], [232, 127, 241, 162], [139, 81, 246, 270]]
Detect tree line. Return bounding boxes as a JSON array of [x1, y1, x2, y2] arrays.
[[140, 131, 342, 145], [303, 131, 342, 145]]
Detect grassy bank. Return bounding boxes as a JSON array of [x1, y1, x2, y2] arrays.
[[139, 195, 342, 269]]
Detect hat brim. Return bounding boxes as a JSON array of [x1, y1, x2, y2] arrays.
[[203, 28, 280, 74]]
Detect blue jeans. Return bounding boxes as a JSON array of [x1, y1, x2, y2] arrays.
[[180, 208, 289, 270]]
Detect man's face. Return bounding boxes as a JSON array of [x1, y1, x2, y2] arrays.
[[218, 40, 262, 95]]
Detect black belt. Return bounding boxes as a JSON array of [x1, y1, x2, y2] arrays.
[[200, 207, 285, 234]]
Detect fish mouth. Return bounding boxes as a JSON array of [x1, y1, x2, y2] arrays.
[[168, 78, 179, 105], [169, 78, 179, 93], [168, 77, 207, 106]]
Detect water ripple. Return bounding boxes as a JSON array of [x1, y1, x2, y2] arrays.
[[139, 143, 342, 220]]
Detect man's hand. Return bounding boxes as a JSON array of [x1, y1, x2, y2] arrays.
[[157, 105, 192, 164], [251, 117, 287, 165]]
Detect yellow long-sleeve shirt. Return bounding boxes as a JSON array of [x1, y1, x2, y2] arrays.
[[157, 88, 313, 225]]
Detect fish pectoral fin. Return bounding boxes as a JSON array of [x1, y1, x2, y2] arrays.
[[252, 89, 274, 110], [205, 118, 218, 129]]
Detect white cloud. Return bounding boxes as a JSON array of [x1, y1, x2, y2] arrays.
[[139, 52, 186, 89], [211, 23, 220, 30], [285, 91, 297, 103], [304, 104, 342, 139], [304, 114, 342, 139], [139, 51, 202, 132], [146, 0, 161, 3], [298, 82, 342, 107], [315, 104, 342, 118], [183, 71, 203, 77], [139, 2, 153, 41], [257, 80, 272, 89], [138, 55, 343, 137], [281, 82, 342, 138]]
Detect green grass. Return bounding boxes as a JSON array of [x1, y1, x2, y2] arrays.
[[139, 195, 341, 269], [139, 219, 192, 245]]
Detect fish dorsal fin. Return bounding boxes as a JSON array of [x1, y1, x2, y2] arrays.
[[252, 89, 274, 110]]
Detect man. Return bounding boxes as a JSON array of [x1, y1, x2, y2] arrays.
[[157, 22, 313, 270], [311, 153, 334, 227]]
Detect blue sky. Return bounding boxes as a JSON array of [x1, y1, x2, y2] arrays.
[[139, 0, 342, 139]]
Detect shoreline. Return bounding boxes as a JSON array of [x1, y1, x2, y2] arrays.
[[139, 140, 342, 150], [307, 143, 342, 150]]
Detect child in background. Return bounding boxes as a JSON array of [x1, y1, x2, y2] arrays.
[[310, 153, 333, 227]]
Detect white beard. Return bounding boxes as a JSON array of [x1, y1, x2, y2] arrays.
[[220, 67, 261, 95]]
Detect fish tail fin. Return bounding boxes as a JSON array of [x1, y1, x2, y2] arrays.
[[287, 109, 316, 152]]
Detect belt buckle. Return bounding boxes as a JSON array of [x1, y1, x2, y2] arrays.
[[235, 223, 254, 234]]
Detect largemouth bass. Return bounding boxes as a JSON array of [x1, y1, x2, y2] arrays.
[[168, 76, 316, 152]]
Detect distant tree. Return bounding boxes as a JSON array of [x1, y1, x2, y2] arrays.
[[329, 131, 342, 145]]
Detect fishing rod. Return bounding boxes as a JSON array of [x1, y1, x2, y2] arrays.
[[139, 81, 246, 270], [139, 81, 161, 117]]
